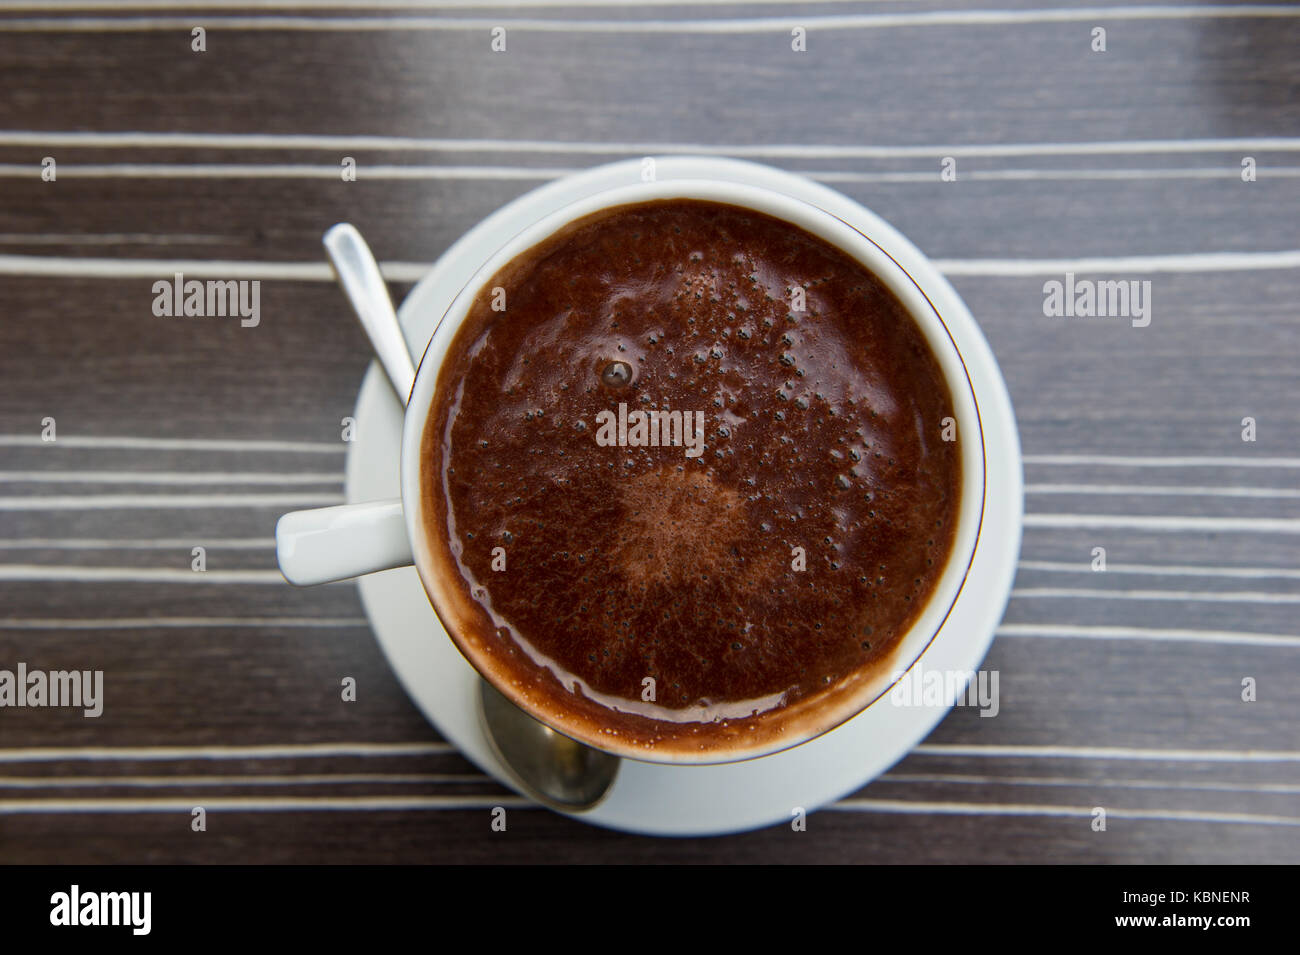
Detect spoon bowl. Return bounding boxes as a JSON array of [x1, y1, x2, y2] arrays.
[[480, 680, 620, 812]]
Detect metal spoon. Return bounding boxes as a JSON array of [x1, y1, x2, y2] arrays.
[[322, 222, 620, 812], [323, 223, 416, 408], [480, 681, 620, 812]]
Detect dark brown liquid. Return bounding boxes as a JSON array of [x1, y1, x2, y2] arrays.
[[422, 199, 961, 756]]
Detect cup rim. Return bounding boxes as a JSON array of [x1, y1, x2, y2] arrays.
[[399, 178, 987, 765]]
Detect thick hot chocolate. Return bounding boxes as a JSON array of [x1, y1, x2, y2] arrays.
[[421, 198, 961, 758]]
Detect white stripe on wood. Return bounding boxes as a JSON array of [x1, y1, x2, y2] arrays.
[[1017, 560, 1300, 580], [1023, 454, 1300, 468], [3, 252, 1300, 283], [0, 131, 1297, 158], [0, 6, 1297, 34], [2, 163, 1297, 183], [0, 538, 276, 549], [0, 435, 345, 453], [827, 799, 1300, 826], [1026, 483, 1300, 499], [0, 773, 487, 788], [913, 744, 1300, 762], [996, 623, 1300, 647], [881, 773, 1300, 795], [0, 493, 345, 509], [0, 470, 342, 485], [0, 795, 530, 813], [1023, 514, 1300, 533], [0, 566, 290, 583], [0, 742, 452, 762], [1010, 588, 1300, 605], [0, 616, 370, 629]]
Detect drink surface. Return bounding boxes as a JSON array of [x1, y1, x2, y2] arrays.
[[422, 198, 962, 755]]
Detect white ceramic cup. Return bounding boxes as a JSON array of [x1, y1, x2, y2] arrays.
[[277, 177, 987, 764]]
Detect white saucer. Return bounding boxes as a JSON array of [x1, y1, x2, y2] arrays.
[[346, 157, 1023, 837]]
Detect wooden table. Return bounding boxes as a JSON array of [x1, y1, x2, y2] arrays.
[[0, 0, 1296, 863]]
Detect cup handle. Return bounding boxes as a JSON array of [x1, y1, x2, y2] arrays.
[[276, 499, 413, 586]]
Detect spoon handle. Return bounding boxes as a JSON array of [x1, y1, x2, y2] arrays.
[[323, 223, 417, 407]]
